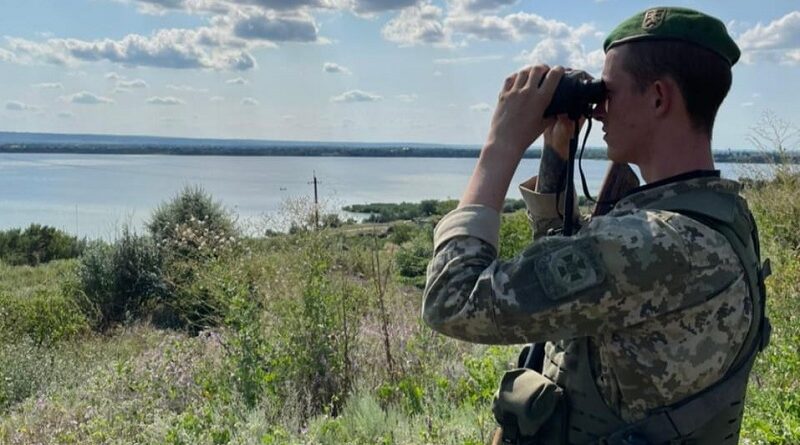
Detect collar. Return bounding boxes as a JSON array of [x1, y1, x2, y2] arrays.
[[613, 170, 741, 213], [625, 170, 721, 197]]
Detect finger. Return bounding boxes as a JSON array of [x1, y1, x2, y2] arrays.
[[537, 65, 564, 99], [526, 64, 550, 89], [503, 73, 517, 92], [513, 67, 531, 90]]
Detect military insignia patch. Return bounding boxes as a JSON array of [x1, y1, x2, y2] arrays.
[[534, 239, 605, 301], [642, 8, 667, 31]]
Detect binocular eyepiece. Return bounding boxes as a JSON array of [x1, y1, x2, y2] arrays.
[[543, 70, 605, 119]]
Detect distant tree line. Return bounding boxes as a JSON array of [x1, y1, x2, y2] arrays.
[[343, 199, 528, 223], [1, 143, 796, 163]]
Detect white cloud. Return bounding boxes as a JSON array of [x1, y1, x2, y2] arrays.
[[65, 91, 114, 104], [516, 39, 604, 72], [396, 93, 418, 102], [5, 100, 36, 111], [323, 62, 351, 74], [445, 15, 515, 40], [434, 54, 502, 64], [226, 76, 249, 84], [147, 96, 185, 105], [131, 0, 423, 16], [469, 102, 492, 112], [167, 84, 209, 92], [350, 0, 422, 14], [382, 3, 448, 46], [433, 70, 443, 76], [5, 26, 257, 71], [232, 11, 320, 43], [114, 87, 131, 94], [57, 111, 74, 118], [445, 11, 576, 42], [31, 82, 63, 89], [448, 0, 517, 13], [0, 48, 17, 62], [132, 0, 329, 15], [738, 11, 800, 65], [241, 97, 259, 106], [210, 95, 225, 101], [118, 79, 149, 88], [786, 48, 800, 64], [105, 72, 120, 81], [331, 89, 383, 102]]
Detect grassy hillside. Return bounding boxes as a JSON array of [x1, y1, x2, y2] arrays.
[[0, 170, 798, 444]]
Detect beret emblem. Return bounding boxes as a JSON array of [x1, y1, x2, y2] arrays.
[[642, 8, 667, 30]]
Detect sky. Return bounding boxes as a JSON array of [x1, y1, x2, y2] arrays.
[[0, 0, 797, 150]]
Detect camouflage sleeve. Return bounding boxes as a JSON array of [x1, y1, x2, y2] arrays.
[[519, 177, 580, 240], [423, 205, 742, 344]]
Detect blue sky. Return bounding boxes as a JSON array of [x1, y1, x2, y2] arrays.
[[0, 0, 797, 150]]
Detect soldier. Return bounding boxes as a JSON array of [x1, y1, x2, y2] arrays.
[[423, 7, 770, 445]]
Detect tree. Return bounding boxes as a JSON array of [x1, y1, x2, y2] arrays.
[[748, 110, 799, 180]]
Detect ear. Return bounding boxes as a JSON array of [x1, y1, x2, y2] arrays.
[[651, 79, 671, 117]]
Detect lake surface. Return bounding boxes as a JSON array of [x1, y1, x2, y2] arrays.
[[0, 154, 765, 239]]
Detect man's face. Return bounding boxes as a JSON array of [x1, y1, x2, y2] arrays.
[[592, 47, 652, 163]]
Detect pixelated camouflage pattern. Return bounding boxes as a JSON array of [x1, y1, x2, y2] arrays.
[[424, 176, 752, 422]]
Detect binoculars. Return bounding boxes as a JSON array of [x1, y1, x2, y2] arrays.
[[543, 70, 605, 119]]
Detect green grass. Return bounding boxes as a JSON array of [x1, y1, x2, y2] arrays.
[[740, 173, 800, 443], [0, 173, 798, 444]]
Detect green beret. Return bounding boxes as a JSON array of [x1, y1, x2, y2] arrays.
[[604, 7, 740, 66]]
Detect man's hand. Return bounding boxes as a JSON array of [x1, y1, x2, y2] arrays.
[[458, 64, 563, 212], [485, 65, 565, 157], [542, 115, 585, 160]]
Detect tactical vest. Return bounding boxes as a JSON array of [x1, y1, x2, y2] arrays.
[[494, 187, 771, 445]]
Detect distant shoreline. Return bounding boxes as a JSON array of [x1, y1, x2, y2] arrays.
[[0, 144, 792, 163]]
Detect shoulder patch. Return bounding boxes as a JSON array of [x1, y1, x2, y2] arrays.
[[534, 238, 606, 301]]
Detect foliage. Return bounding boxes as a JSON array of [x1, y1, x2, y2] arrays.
[[343, 198, 584, 224], [0, 224, 85, 266], [0, 289, 88, 347], [3, 160, 800, 443], [343, 199, 459, 223], [740, 169, 800, 443], [148, 185, 236, 252], [395, 226, 433, 288], [498, 211, 532, 260], [76, 230, 164, 330]]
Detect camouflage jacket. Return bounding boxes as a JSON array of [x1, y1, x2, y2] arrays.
[[423, 173, 752, 422]]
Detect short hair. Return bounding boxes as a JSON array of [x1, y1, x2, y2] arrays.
[[619, 40, 732, 135]]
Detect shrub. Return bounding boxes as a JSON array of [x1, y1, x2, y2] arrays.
[[0, 224, 85, 266], [498, 211, 532, 260], [76, 229, 164, 330], [0, 289, 88, 346], [148, 186, 236, 255], [388, 222, 417, 245], [395, 229, 433, 288]]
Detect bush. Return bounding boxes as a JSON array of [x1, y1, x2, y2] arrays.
[[148, 186, 236, 255], [0, 224, 85, 266], [76, 229, 164, 331], [498, 211, 532, 260], [0, 289, 88, 346], [395, 229, 433, 288]]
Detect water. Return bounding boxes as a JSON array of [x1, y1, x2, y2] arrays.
[[0, 153, 764, 239]]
